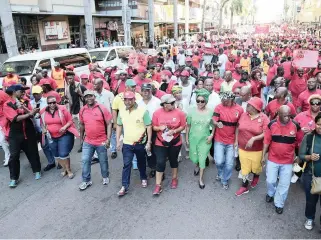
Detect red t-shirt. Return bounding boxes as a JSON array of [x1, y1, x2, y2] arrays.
[[297, 89, 321, 112], [43, 90, 62, 104], [213, 103, 244, 144], [133, 76, 152, 87], [152, 108, 186, 147], [266, 64, 277, 86], [232, 72, 241, 81], [44, 76, 58, 90], [232, 80, 259, 96], [238, 112, 269, 151], [192, 55, 201, 68], [289, 74, 308, 108], [152, 72, 162, 83], [264, 118, 301, 164], [282, 61, 292, 80], [112, 80, 126, 94], [213, 78, 224, 93], [225, 61, 235, 72], [293, 110, 315, 146], [79, 103, 112, 146], [0, 90, 10, 128], [235, 56, 241, 64], [82, 82, 94, 90], [265, 99, 296, 119], [155, 89, 166, 99], [251, 80, 264, 97]]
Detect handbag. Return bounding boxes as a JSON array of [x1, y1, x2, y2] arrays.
[[310, 135, 321, 195]]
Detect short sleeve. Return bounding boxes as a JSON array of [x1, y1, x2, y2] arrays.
[[117, 114, 123, 125], [263, 124, 272, 145], [112, 96, 120, 110], [179, 110, 187, 128], [79, 108, 84, 124], [143, 110, 152, 126], [152, 110, 160, 126], [102, 106, 113, 122], [237, 107, 244, 121], [262, 114, 269, 133], [3, 102, 18, 122], [213, 104, 221, 122], [290, 103, 297, 116], [265, 103, 271, 116]]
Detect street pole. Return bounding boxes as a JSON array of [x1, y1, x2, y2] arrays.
[[148, 0, 155, 47], [201, 0, 207, 35], [83, 0, 95, 49], [122, 0, 131, 46], [0, 0, 19, 57], [173, 0, 178, 41], [185, 0, 189, 39]]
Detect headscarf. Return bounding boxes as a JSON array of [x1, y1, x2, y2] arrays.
[[195, 88, 210, 102], [220, 91, 235, 100], [171, 85, 182, 94]]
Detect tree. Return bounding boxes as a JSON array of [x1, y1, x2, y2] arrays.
[[219, 0, 230, 28], [229, 0, 243, 29]]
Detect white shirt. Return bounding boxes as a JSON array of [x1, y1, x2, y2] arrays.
[[177, 53, 186, 66], [164, 60, 176, 72], [94, 89, 114, 113], [218, 54, 228, 70], [178, 81, 193, 113], [207, 91, 221, 112], [137, 96, 161, 118]]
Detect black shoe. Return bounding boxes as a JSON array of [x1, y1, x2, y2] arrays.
[[194, 167, 200, 176], [275, 207, 283, 214], [199, 181, 205, 189], [205, 158, 209, 167], [44, 163, 56, 172], [235, 164, 241, 171], [91, 158, 99, 165], [111, 152, 117, 159], [57, 164, 62, 170], [149, 170, 156, 178], [162, 173, 165, 181], [77, 148, 82, 153], [266, 194, 274, 203]]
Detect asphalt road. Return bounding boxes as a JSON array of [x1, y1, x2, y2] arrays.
[[0, 145, 320, 239]]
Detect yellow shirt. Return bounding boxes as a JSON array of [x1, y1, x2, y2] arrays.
[[261, 61, 269, 75], [112, 92, 142, 112], [220, 79, 237, 93], [240, 58, 251, 73], [117, 104, 151, 145]]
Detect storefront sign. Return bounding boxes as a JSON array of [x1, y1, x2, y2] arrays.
[[293, 50, 318, 68], [44, 21, 69, 40]]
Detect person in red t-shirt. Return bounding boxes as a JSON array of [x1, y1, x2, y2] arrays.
[[192, 52, 202, 68], [289, 67, 308, 109], [80, 74, 94, 90], [235, 97, 269, 196], [134, 66, 151, 87], [265, 87, 296, 120], [225, 55, 236, 73], [41, 69, 58, 90], [213, 69, 224, 93], [262, 105, 301, 214], [213, 91, 244, 189], [266, 58, 278, 86], [79, 90, 112, 190], [40, 96, 79, 179], [39, 79, 62, 104], [281, 58, 293, 81], [0, 89, 10, 166], [232, 64, 242, 81], [232, 70, 259, 97], [235, 51, 242, 64], [251, 69, 265, 97], [297, 78, 321, 113]]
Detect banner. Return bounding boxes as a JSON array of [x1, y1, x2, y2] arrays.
[[255, 25, 270, 34], [293, 50, 318, 68]]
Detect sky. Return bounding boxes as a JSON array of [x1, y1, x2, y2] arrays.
[[254, 0, 284, 23]]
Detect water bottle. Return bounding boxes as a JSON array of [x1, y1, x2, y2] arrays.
[[46, 132, 53, 144]]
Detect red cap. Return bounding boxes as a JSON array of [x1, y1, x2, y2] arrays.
[[39, 78, 51, 86], [123, 91, 135, 99], [80, 73, 89, 79], [137, 66, 147, 73], [180, 70, 190, 77], [161, 70, 172, 78], [66, 65, 74, 70], [185, 57, 192, 62], [105, 67, 112, 73], [247, 97, 263, 112]]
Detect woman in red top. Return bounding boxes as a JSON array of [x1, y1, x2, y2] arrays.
[[251, 69, 265, 98], [235, 97, 269, 196], [152, 94, 186, 195], [40, 96, 79, 179]]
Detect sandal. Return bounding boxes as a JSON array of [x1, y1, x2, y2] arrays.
[[61, 170, 68, 177], [194, 167, 200, 176]]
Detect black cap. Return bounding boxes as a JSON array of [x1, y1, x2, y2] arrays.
[[141, 83, 152, 90]]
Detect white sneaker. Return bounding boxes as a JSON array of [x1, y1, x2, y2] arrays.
[[3, 159, 8, 167], [291, 174, 299, 183], [102, 177, 110, 185], [304, 219, 314, 230]]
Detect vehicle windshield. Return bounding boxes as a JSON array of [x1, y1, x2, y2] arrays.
[[0, 61, 37, 77], [89, 51, 108, 61]]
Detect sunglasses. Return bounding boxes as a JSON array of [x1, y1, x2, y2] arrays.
[[196, 99, 206, 103], [164, 101, 175, 105], [48, 101, 56, 105], [310, 101, 321, 106]]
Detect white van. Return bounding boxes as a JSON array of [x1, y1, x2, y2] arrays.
[[0, 48, 91, 87], [89, 46, 135, 69]]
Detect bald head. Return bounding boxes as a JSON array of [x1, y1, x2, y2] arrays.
[[93, 78, 103, 92], [275, 86, 288, 99], [225, 71, 232, 81], [240, 85, 251, 102], [204, 78, 213, 92], [278, 105, 291, 124]]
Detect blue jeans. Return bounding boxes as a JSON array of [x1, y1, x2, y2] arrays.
[[122, 144, 147, 190], [303, 171, 321, 221], [82, 141, 109, 182], [110, 130, 116, 153], [50, 132, 74, 159], [266, 160, 292, 208], [42, 136, 55, 165], [214, 142, 235, 185]]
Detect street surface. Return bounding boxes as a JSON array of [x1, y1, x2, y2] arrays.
[[0, 146, 320, 239]]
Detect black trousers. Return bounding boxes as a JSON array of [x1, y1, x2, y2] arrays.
[[303, 172, 321, 222], [8, 135, 41, 180]]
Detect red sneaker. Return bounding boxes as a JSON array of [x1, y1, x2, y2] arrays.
[[153, 184, 162, 195], [235, 186, 249, 196], [251, 176, 260, 188], [171, 178, 178, 189]]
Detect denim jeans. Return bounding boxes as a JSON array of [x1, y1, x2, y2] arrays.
[[82, 141, 109, 182], [42, 136, 55, 165], [214, 142, 235, 185], [110, 130, 117, 153], [50, 132, 74, 159], [266, 160, 293, 208], [303, 171, 321, 222], [122, 144, 147, 190]]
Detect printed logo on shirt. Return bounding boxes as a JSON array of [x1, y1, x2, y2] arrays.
[[290, 131, 295, 136], [136, 119, 141, 124], [258, 118, 262, 123], [235, 111, 239, 118], [173, 118, 176, 122]]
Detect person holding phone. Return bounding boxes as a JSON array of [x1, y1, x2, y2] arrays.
[[4, 84, 41, 188]]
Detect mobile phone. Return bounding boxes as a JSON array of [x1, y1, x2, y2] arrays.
[[36, 103, 40, 108]]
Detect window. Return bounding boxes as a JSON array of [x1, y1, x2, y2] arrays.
[[0, 61, 37, 77], [117, 47, 135, 59], [39, 59, 51, 70], [54, 53, 91, 69], [89, 51, 108, 61], [106, 49, 117, 61]]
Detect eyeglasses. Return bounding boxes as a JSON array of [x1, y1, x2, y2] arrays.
[[310, 101, 321, 106], [196, 99, 206, 103], [48, 101, 56, 105]]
